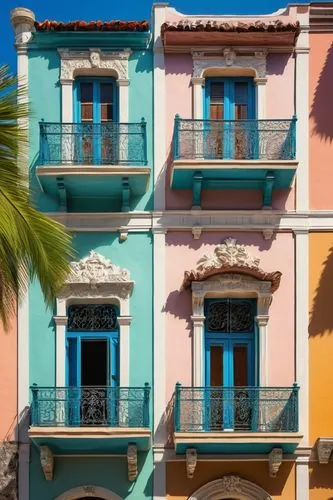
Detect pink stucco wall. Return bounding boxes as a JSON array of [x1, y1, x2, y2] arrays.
[[165, 232, 295, 403], [165, 53, 296, 210], [309, 33, 333, 210], [0, 315, 17, 441]]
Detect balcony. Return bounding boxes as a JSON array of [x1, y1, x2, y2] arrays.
[[29, 385, 151, 455], [174, 384, 302, 454], [36, 121, 150, 211], [171, 117, 298, 208]]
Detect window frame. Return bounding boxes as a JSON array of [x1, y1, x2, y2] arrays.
[[73, 77, 118, 124], [204, 77, 256, 121]]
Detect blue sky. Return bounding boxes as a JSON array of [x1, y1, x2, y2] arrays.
[[1, 0, 311, 71]]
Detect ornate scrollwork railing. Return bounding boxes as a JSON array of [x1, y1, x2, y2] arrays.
[[174, 384, 299, 433], [39, 120, 147, 166], [31, 385, 150, 427], [173, 116, 296, 161]]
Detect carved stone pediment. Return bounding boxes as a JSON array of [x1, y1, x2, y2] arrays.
[[183, 238, 281, 292], [59, 251, 134, 299], [188, 475, 272, 500]]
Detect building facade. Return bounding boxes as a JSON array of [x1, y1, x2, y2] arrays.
[[7, 2, 333, 499]]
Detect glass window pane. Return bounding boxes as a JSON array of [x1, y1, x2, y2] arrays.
[[80, 82, 93, 103], [81, 103, 93, 121], [210, 83, 224, 120], [210, 345, 223, 387], [233, 345, 248, 386], [100, 83, 113, 104], [101, 103, 113, 121], [235, 82, 248, 104]]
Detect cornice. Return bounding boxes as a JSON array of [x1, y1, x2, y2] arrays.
[[45, 210, 333, 232]]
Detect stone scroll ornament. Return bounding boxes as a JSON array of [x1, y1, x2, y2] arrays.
[[182, 237, 281, 292]]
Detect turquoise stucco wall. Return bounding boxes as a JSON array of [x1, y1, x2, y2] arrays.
[[30, 447, 153, 499], [28, 48, 153, 211], [29, 231, 153, 498], [29, 231, 153, 387]]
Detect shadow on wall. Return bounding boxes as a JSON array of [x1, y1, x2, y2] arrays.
[[310, 43, 333, 142], [309, 245, 333, 336], [310, 462, 333, 490]]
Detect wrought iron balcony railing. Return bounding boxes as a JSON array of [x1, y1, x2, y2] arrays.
[[31, 385, 150, 428], [39, 120, 148, 166], [173, 116, 296, 161], [174, 384, 299, 433]]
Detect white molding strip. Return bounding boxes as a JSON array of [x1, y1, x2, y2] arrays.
[[153, 448, 166, 500], [48, 210, 333, 232], [294, 230, 309, 447], [153, 4, 167, 211], [295, 12, 310, 211], [296, 456, 309, 500]]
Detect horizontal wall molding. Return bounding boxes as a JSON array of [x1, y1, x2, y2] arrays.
[[49, 210, 333, 232]]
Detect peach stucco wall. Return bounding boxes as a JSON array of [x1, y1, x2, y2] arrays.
[[166, 461, 295, 499], [309, 232, 333, 445], [165, 231, 295, 403], [165, 53, 295, 210], [0, 314, 17, 441], [309, 33, 333, 209]]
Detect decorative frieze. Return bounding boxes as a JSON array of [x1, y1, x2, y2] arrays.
[[192, 49, 267, 79]]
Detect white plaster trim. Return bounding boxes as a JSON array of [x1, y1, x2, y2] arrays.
[[55, 252, 134, 387], [188, 475, 272, 500], [58, 49, 130, 123], [191, 274, 273, 386], [294, 230, 309, 446], [153, 4, 167, 210], [153, 447, 166, 500], [295, 15, 309, 211], [191, 77, 205, 119], [47, 210, 333, 232], [55, 486, 122, 500], [296, 456, 309, 500], [153, 227, 167, 446]]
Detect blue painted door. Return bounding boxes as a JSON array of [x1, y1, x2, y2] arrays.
[[205, 299, 256, 431], [66, 304, 119, 426], [204, 78, 255, 159], [75, 79, 116, 164]]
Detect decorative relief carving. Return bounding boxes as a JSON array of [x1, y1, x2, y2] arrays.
[[269, 448, 283, 477], [127, 444, 138, 481], [58, 49, 130, 82], [59, 251, 134, 300], [183, 238, 281, 292], [188, 475, 272, 500], [192, 226, 202, 240], [40, 446, 53, 481], [192, 50, 267, 79], [83, 485, 96, 494], [186, 448, 197, 479], [317, 438, 333, 464]]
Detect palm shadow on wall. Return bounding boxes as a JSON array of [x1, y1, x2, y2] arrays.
[[309, 245, 333, 337], [310, 43, 333, 142]]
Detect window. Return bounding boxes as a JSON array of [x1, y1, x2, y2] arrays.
[[204, 78, 255, 159], [73, 79, 117, 164], [66, 304, 119, 425], [204, 298, 257, 431]]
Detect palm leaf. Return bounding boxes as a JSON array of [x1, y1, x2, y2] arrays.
[[0, 65, 75, 328]]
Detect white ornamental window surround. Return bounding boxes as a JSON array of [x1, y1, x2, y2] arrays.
[[55, 485, 122, 500], [182, 238, 281, 387], [188, 475, 272, 500], [54, 251, 134, 387], [191, 49, 267, 120], [58, 48, 131, 123]]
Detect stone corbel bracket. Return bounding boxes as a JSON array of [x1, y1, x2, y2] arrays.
[[192, 226, 202, 240], [186, 448, 197, 479], [269, 448, 283, 478], [118, 227, 129, 242], [127, 444, 138, 481], [40, 446, 54, 480], [262, 229, 274, 240], [317, 437, 333, 464]]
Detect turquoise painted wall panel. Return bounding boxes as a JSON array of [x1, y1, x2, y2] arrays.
[[129, 50, 153, 211], [30, 447, 153, 499], [28, 49, 61, 212], [29, 232, 153, 388]]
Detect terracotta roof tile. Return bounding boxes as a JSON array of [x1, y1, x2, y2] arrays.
[[35, 20, 150, 32]]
